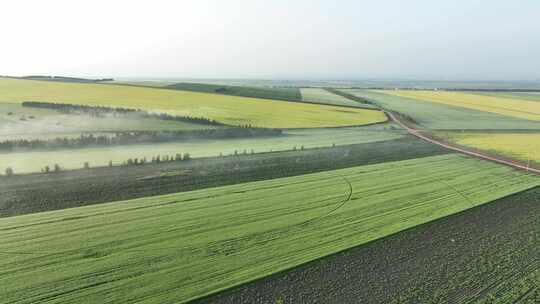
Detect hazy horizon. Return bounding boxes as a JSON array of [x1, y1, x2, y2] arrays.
[[2, 0, 540, 81]]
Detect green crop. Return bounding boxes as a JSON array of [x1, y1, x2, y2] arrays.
[[1, 154, 538, 303]]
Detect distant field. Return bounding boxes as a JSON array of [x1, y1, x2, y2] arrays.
[[437, 131, 540, 166], [0, 78, 386, 128], [343, 89, 540, 130], [470, 91, 540, 102], [166, 82, 302, 102], [383, 90, 540, 122], [0, 104, 217, 140], [1, 154, 538, 304], [111, 80, 176, 87], [300, 88, 360, 107], [0, 124, 404, 173]]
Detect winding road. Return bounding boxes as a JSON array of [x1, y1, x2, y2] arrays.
[[386, 111, 540, 175]]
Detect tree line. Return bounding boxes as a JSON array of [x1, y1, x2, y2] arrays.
[[0, 128, 282, 152], [22, 101, 225, 126]]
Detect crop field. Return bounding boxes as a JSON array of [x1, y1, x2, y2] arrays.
[[0, 78, 387, 128], [436, 131, 540, 166], [1, 154, 539, 303], [300, 88, 361, 107], [200, 186, 540, 304], [0, 104, 218, 140], [383, 90, 540, 122], [165, 82, 303, 101], [0, 136, 447, 217], [470, 91, 540, 102], [342, 89, 540, 130], [0, 124, 403, 174]]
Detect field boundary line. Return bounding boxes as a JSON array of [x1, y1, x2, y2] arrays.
[[386, 111, 540, 175]]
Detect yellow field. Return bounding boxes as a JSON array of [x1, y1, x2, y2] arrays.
[[0, 78, 386, 128], [382, 90, 540, 122], [440, 132, 540, 165]]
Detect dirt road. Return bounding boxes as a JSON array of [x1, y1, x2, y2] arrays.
[[386, 112, 540, 175]]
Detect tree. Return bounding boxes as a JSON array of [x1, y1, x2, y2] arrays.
[[43, 165, 50, 173], [183, 153, 191, 161], [5, 167, 14, 176], [54, 164, 61, 173], [108, 160, 113, 167], [84, 162, 90, 169]]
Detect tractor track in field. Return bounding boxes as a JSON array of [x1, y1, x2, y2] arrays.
[[386, 111, 540, 175], [297, 176, 353, 227], [194, 186, 540, 304], [0, 176, 353, 257]]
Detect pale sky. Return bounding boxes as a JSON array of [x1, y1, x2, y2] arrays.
[[1, 0, 539, 80]]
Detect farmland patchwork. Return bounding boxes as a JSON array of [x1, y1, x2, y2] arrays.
[[1, 154, 538, 303]]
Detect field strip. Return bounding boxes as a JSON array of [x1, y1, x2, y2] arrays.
[[0, 176, 353, 255], [434, 132, 540, 167], [0, 78, 387, 128], [1, 154, 538, 303], [194, 186, 540, 304], [340, 89, 540, 130], [300, 88, 360, 107], [0, 126, 403, 174], [383, 90, 540, 122], [387, 112, 540, 175]]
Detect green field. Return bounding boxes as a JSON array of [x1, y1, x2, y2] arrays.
[[300, 88, 361, 107], [166, 82, 302, 101], [342, 89, 540, 130], [0, 124, 404, 173], [470, 91, 540, 102], [384, 90, 540, 122], [1, 154, 538, 303], [0, 78, 386, 129]]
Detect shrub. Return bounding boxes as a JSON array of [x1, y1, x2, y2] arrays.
[[5, 167, 14, 176]]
